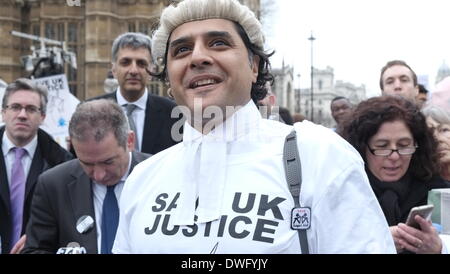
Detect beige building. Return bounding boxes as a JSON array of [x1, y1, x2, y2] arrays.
[[271, 61, 295, 113], [0, 0, 260, 100], [299, 66, 366, 127]]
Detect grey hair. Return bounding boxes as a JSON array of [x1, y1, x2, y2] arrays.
[[422, 104, 450, 125], [111, 32, 152, 62], [151, 0, 264, 63], [69, 99, 129, 149], [2, 78, 48, 114]]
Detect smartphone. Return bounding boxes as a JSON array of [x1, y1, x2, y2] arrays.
[[405, 204, 434, 229]]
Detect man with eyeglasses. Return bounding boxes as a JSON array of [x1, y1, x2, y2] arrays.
[[0, 78, 73, 254]]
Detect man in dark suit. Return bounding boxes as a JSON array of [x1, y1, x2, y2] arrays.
[[91, 32, 182, 155], [22, 99, 150, 254], [0, 78, 73, 254]]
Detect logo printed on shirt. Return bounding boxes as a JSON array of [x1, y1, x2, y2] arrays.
[[144, 192, 287, 243]]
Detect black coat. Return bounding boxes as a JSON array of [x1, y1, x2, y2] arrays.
[[0, 127, 73, 253], [367, 169, 450, 226], [90, 91, 183, 154], [21, 151, 149, 254]]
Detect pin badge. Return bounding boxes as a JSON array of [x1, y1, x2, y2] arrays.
[[291, 207, 311, 230], [76, 215, 94, 234]]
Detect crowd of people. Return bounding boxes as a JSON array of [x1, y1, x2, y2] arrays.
[[1, 0, 450, 254]]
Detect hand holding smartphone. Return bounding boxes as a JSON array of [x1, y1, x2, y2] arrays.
[[405, 204, 434, 229]]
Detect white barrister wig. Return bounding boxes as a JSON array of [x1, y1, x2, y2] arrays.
[[151, 0, 264, 63]]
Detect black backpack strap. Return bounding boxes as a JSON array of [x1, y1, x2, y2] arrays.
[[283, 130, 309, 254]]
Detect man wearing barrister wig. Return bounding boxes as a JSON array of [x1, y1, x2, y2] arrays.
[[113, 0, 395, 254]]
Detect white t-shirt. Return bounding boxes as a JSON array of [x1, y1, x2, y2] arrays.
[[113, 101, 395, 254]]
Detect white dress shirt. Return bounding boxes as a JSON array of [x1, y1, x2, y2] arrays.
[[92, 152, 132, 253], [116, 88, 147, 151], [2, 133, 38, 186], [113, 100, 396, 254]]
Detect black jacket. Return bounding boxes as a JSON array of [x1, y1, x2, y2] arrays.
[[21, 151, 149, 254], [367, 170, 450, 226], [0, 127, 73, 253], [90, 91, 183, 154]]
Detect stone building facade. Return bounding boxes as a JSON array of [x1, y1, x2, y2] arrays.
[[298, 66, 366, 127], [0, 0, 260, 100], [271, 62, 295, 112]]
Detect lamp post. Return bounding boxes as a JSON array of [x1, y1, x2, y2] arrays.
[[308, 32, 315, 122], [296, 74, 301, 113]]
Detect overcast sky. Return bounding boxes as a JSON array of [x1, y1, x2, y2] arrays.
[[262, 0, 450, 97]]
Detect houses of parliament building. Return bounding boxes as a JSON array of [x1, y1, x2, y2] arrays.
[[0, 0, 260, 100]]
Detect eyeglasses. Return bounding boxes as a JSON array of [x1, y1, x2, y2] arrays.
[[4, 104, 41, 114], [367, 145, 418, 157]]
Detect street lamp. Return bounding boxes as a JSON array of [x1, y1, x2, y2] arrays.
[[296, 74, 301, 113], [308, 31, 316, 122]]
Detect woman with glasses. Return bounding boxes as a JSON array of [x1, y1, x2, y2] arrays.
[[343, 95, 450, 254]]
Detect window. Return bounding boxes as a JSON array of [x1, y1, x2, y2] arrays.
[[67, 23, 79, 96], [128, 22, 136, 32], [148, 82, 160, 95], [32, 24, 40, 46], [67, 45, 78, 95], [139, 22, 149, 35], [32, 24, 40, 37], [57, 23, 64, 41], [34, 21, 80, 96], [68, 23, 78, 42], [45, 22, 55, 39], [44, 22, 65, 42]]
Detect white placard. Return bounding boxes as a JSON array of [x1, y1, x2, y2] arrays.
[[33, 74, 79, 148]]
